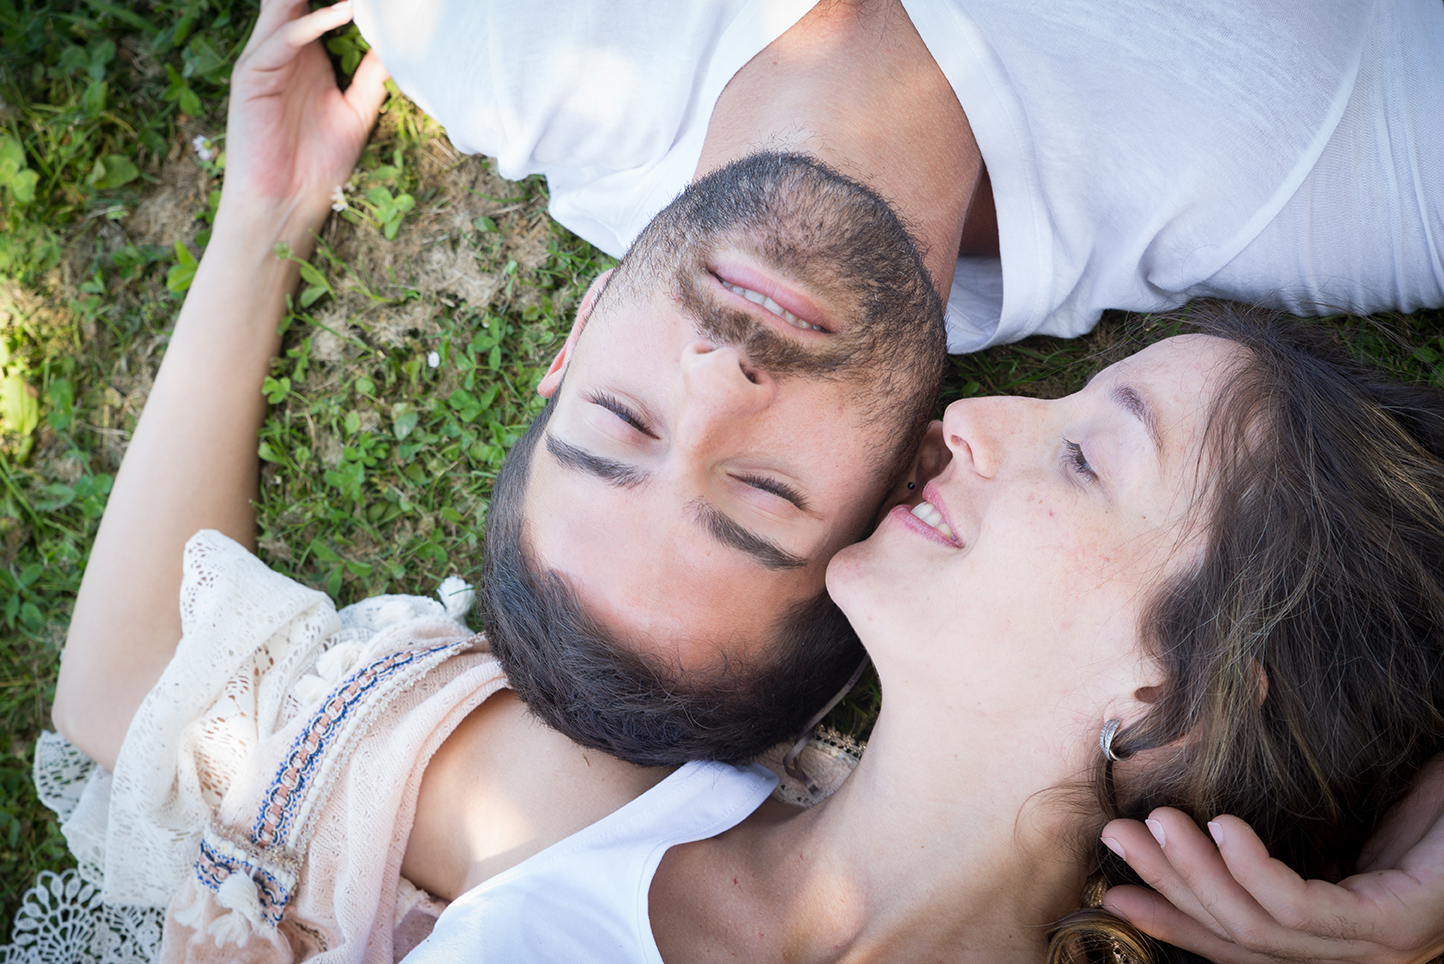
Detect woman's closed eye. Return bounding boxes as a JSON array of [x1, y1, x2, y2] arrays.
[[1062, 438, 1098, 482], [588, 391, 658, 439]]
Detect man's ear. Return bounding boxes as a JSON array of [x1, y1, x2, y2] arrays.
[[538, 268, 614, 398], [875, 421, 952, 525], [913, 420, 951, 486]]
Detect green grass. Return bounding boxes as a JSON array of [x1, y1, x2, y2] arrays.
[[0, 0, 1442, 933]]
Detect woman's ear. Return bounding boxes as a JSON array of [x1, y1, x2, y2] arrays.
[[1248, 657, 1269, 705], [538, 268, 614, 398], [1097, 653, 1173, 769]]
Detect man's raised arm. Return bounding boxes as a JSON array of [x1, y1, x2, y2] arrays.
[[1101, 757, 1444, 964]]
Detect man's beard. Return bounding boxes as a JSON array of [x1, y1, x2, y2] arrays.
[[614, 151, 946, 446], [484, 151, 947, 767]]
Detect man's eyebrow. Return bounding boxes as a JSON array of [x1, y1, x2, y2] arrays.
[[1112, 384, 1163, 453], [546, 434, 651, 489], [691, 500, 809, 571]]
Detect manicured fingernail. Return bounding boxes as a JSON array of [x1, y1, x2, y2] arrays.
[[1208, 820, 1223, 846], [1101, 834, 1126, 860], [1146, 819, 1166, 849]]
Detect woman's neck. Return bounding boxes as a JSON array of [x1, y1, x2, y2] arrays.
[[651, 705, 1093, 964]]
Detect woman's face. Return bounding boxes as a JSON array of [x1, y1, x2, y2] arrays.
[[827, 335, 1242, 724]]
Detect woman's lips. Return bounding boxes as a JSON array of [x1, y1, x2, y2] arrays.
[[921, 481, 964, 546], [887, 503, 964, 549]]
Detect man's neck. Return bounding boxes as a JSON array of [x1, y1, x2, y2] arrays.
[[695, 0, 990, 296]]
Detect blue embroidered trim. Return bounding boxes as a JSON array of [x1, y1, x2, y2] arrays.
[[194, 832, 291, 927], [187, 636, 473, 927], [251, 643, 454, 848]]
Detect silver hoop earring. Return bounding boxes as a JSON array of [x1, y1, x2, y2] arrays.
[[1100, 719, 1124, 762]]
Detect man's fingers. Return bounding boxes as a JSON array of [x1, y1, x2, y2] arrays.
[[344, 48, 390, 127], [1146, 809, 1332, 954], [1103, 817, 1226, 934], [240, 1, 355, 80], [1148, 811, 1396, 960], [1110, 808, 1444, 963], [249, 0, 314, 53], [1102, 886, 1280, 964], [1207, 815, 1351, 935], [1208, 813, 1438, 952], [1144, 808, 1283, 936]]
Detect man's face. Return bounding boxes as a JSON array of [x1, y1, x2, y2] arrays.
[[525, 153, 944, 672]]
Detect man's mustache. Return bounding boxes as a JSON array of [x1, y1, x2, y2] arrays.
[[677, 269, 854, 379]]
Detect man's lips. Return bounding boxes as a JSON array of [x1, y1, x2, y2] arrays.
[[710, 257, 832, 333]]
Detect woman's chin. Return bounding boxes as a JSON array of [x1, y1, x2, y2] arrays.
[[823, 536, 890, 619]]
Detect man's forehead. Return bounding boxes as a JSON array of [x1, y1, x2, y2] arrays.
[[563, 268, 673, 371]]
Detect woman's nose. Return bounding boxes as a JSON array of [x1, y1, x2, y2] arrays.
[[675, 340, 774, 450], [941, 396, 1033, 479]]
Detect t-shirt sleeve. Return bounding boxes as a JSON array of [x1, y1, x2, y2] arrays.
[[907, 0, 1385, 349], [352, 0, 818, 257]]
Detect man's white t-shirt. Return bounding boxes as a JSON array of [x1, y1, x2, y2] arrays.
[[353, 0, 1444, 352]]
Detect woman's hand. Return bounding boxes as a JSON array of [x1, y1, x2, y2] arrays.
[[222, 0, 389, 250], [54, 0, 388, 770], [1099, 758, 1444, 964]]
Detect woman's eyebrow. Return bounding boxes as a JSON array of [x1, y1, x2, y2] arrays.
[[1112, 384, 1163, 453]]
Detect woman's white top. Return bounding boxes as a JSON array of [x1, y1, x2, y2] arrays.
[[400, 759, 778, 964], [354, 0, 1443, 352]]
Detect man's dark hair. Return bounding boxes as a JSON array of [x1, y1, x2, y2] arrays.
[[480, 392, 865, 767]]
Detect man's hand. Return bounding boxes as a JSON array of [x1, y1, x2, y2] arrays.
[[1098, 758, 1444, 964], [222, 0, 388, 249]]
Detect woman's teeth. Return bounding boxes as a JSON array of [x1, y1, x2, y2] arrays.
[[721, 281, 824, 331], [910, 501, 956, 541]]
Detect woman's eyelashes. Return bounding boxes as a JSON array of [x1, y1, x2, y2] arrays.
[[737, 474, 809, 511], [588, 391, 658, 439], [1062, 438, 1098, 482]]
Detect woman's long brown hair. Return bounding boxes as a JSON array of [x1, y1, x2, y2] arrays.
[[1049, 308, 1444, 963]]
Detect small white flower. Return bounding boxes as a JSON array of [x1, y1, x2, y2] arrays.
[[191, 135, 217, 162], [330, 185, 348, 212], [427, 350, 440, 369]]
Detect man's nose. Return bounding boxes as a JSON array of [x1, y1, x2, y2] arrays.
[[941, 395, 1041, 479], [675, 340, 774, 449]]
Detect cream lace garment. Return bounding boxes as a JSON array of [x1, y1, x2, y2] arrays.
[[1, 530, 861, 963], [2, 530, 502, 963]]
